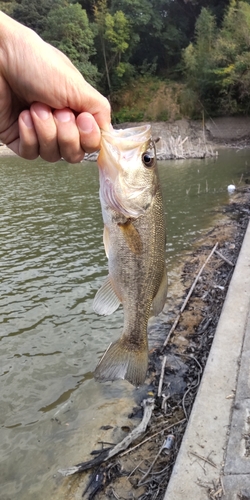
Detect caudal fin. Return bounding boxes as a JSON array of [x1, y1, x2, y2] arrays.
[[94, 339, 148, 387]]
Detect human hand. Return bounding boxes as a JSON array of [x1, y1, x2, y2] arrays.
[[0, 12, 111, 163]]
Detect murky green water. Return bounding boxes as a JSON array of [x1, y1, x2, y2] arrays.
[[0, 149, 249, 499]]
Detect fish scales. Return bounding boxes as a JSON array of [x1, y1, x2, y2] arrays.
[[93, 124, 167, 386]]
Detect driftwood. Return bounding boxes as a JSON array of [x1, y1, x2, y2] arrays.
[[156, 135, 217, 160], [58, 398, 154, 477], [120, 417, 186, 457]]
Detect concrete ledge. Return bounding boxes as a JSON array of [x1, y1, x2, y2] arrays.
[[164, 220, 250, 499]]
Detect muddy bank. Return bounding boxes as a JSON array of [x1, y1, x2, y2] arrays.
[[56, 187, 250, 499]]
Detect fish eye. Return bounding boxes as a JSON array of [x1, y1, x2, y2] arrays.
[[142, 152, 155, 168]]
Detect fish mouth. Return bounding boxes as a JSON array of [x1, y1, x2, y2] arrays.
[[101, 124, 151, 152], [98, 124, 155, 218]]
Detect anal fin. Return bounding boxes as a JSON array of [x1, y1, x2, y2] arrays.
[[93, 275, 121, 316]]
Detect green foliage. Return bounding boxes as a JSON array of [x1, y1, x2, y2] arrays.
[[7, 0, 250, 117], [105, 11, 130, 54], [183, 1, 250, 116], [112, 107, 144, 123], [42, 2, 98, 85], [214, 0, 250, 114], [0, 0, 17, 15], [12, 0, 61, 34], [93, 0, 133, 92]]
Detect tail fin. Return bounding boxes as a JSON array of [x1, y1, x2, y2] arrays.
[[94, 338, 148, 387]]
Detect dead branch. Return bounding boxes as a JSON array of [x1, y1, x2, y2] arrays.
[[155, 135, 217, 160], [58, 398, 154, 477], [104, 398, 154, 461], [157, 355, 167, 397], [215, 250, 234, 267], [138, 442, 164, 485], [121, 418, 186, 457]]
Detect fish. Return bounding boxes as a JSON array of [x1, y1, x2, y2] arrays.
[[93, 124, 167, 387]]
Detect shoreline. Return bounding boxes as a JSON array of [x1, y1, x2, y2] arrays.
[[55, 187, 250, 499], [1, 116, 250, 160]]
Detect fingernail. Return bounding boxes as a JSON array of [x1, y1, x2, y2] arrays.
[[34, 107, 50, 120], [77, 114, 94, 134], [21, 113, 34, 129], [55, 109, 72, 123]]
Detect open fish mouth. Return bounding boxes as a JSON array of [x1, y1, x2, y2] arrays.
[[101, 124, 152, 150], [98, 124, 156, 218]]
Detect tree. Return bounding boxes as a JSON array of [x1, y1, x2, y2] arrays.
[[42, 2, 98, 85], [105, 10, 131, 78], [183, 7, 219, 113], [214, 0, 250, 113], [93, 0, 132, 93], [0, 0, 17, 15], [12, 0, 60, 34]]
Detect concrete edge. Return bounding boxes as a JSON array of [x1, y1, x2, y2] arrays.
[[164, 219, 250, 499]]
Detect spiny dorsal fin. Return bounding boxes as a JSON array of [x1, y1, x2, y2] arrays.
[[93, 275, 121, 316]]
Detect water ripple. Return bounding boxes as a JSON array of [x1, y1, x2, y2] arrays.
[[1, 151, 250, 499]]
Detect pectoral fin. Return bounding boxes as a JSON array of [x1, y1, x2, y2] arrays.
[[93, 275, 121, 316], [152, 266, 168, 316], [118, 220, 143, 254]]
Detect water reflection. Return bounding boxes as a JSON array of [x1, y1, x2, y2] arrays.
[[0, 149, 249, 499]]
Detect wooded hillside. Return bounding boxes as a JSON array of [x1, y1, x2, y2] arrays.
[[1, 0, 250, 120]]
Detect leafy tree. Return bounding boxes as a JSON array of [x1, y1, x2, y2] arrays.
[[183, 7, 219, 113], [181, 0, 230, 23], [0, 0, 17, 15], [11, 0, 61, 34], [93, 0, 111, 92], [105, 10, 131, 78], [93, 0, 132, 93], [42, 2, 98, 85], [214, 0, 250, 113]]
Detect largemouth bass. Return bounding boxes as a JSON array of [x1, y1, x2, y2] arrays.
[[93, 124, 167, 386]]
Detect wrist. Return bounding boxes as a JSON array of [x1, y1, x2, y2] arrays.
[[0, 11, 42, 78]]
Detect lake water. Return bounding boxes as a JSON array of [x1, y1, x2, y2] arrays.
[[1, 149, 249, 499]]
